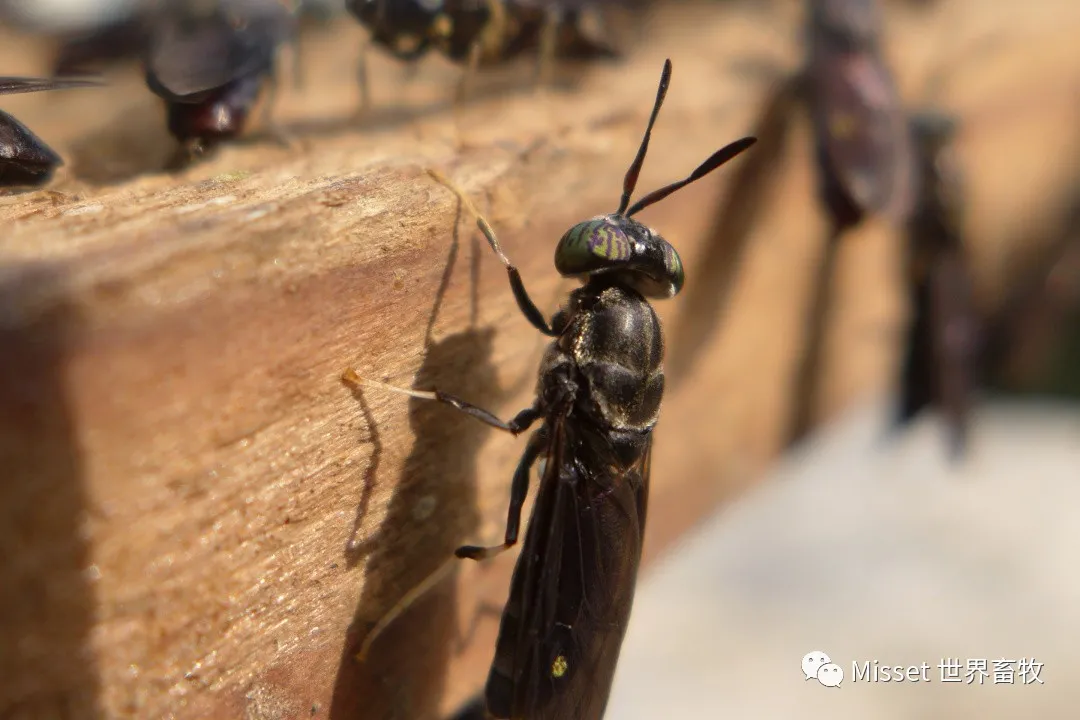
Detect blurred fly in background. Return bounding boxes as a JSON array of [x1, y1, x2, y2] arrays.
[[784, 0, 918, 449], [346, 0, 629, 107], [142, 0, 299, 165], [0, 0, 300, 166], [667, 0, 916, 428]]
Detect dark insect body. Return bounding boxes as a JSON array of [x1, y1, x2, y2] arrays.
[[347, 60, 754, 719], [347, 0, 620, 104], [0, 76, 100, 187], [806, 0, 915, 231], [142, 0, 297, 162], [782, 0, 918, 446], [898, 111, 978, 456]]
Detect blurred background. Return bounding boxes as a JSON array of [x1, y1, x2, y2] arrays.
[[1, 0, 1078, 718]]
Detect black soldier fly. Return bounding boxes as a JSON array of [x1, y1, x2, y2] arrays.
[[666, 0, 917, 425], [0, 76, 100, 187], [346, 0, 621, 106], [345, 59, 754, 718], [784, 0, 917, 445], [142, 0, 298, 164], [896, 111, 978, 458]]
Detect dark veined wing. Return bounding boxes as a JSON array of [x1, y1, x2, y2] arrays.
[[145, 0, 295, 99], [486, 415, 650, 720], [807, 40, 916, 224], [0, 77, 101, 96]]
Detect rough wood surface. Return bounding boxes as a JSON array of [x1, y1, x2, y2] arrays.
[[1, 1, 1079, 718]]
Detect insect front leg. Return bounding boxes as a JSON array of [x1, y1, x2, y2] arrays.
[[343, 369, 543, 434], [457, 428, 548, 561], [426, 168, 559, 336]]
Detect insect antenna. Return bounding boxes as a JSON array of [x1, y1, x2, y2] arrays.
[[616, 58, 672, 215], [626, 136, 758, 217], [613, 60, 757, 218]]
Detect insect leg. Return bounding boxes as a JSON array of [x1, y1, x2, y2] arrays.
[[535, 8, 558, 89], [456, 428, 547, 561], [290, 31, 305, 92], [426, 168, 558, 336], [344, 369, 543, 434], [456, 41, 483, 104], [355, 37, 372, 115], [259, 72, 293, 149]]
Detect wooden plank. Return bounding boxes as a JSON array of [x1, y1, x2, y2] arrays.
[[1, 1, 1079, 718]]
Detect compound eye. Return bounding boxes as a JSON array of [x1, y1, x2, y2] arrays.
[[663, 242, 685, 296], [554, 219, 632, 276]]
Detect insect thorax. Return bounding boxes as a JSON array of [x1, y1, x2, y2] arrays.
[[539, 283, 664, 457]]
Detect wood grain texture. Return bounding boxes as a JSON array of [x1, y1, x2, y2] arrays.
[[1, 1, 1079, 718]]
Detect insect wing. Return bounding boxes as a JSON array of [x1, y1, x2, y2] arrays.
[[0, 77, 101, 96], [487, 418, 649, 719], [146, 0, 293, 98], [808, 44, 916, 223]]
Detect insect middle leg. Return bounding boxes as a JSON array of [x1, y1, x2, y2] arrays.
[[342, 370, 546, 556], [260, 72, 295, 149], [355, 38, 372, 115], [457, 427, 547, 561], [425, 168, 559, 337]]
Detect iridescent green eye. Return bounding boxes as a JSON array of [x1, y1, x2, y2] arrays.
[[664, 242, 685, 296], [554, 215, 685, 298], [554, 218, 633, 276]]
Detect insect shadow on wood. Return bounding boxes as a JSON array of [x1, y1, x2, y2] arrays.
[[345, 0, 627, 114], [345, 59, 755, 719], [0, 76, 101, 189], [330, 196, 534, 720], [665, 71, 802, 385], [0, 268, 102, 716]]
